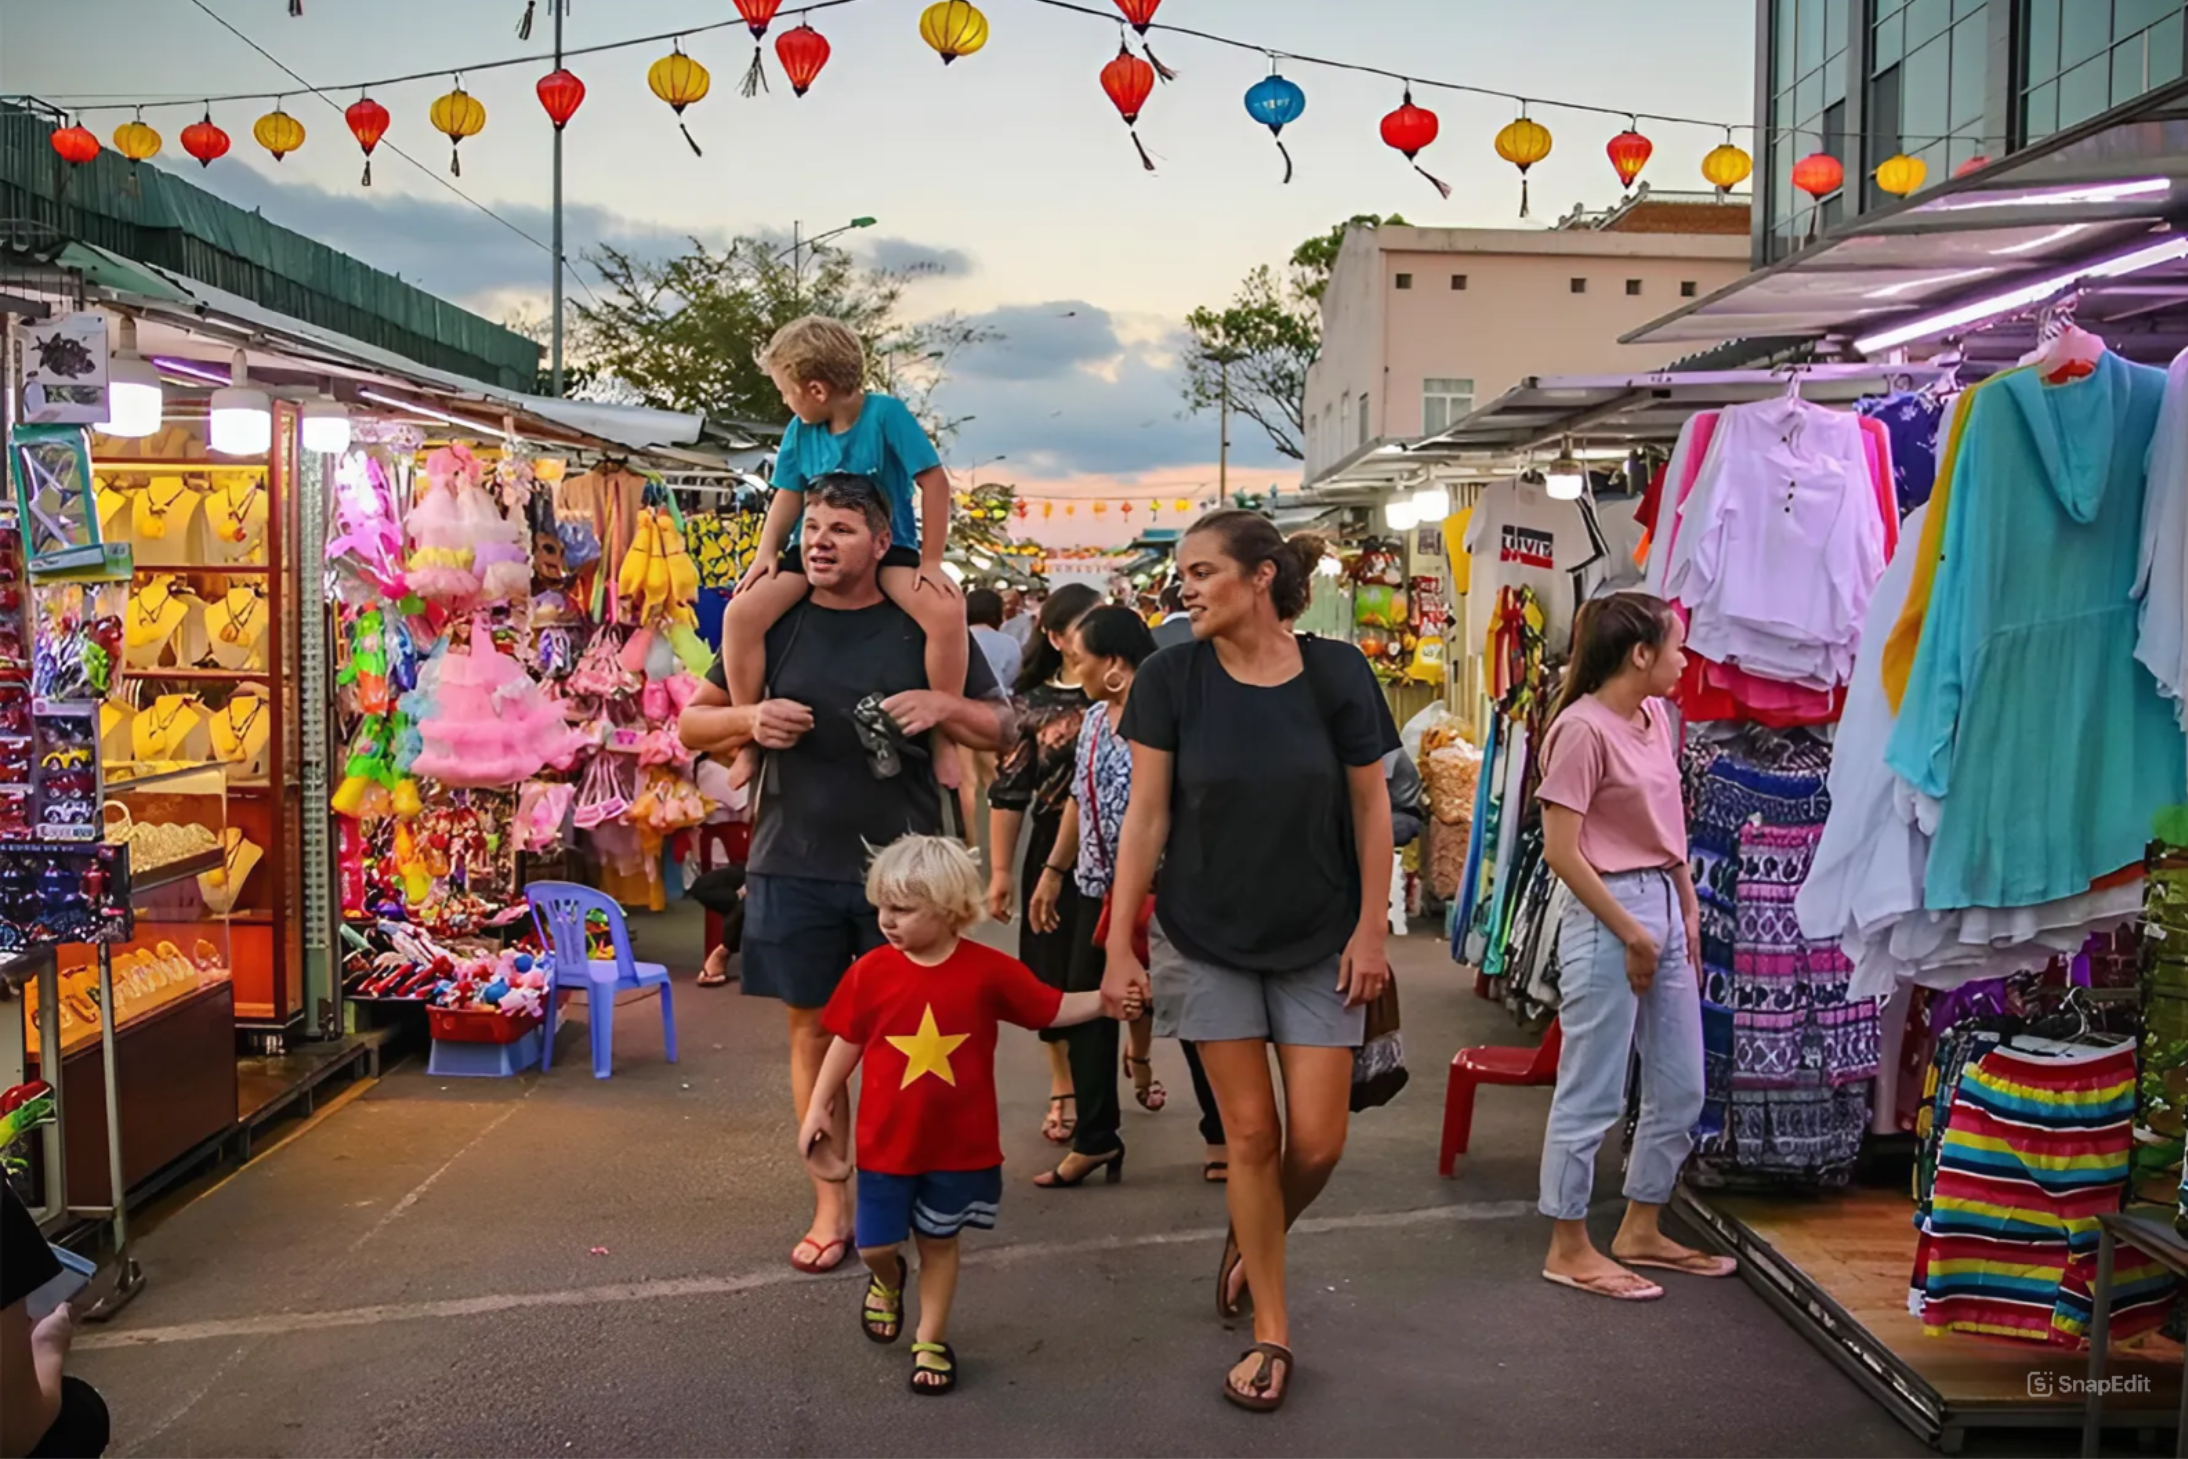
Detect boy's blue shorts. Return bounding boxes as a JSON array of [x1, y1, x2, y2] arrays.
[[855, 1166, 1002, 1248]]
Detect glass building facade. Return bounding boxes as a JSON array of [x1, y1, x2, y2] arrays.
[[1756, 0, 2187, 262]]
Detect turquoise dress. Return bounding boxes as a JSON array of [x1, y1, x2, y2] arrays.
[[1887, 352, 2181, 911]]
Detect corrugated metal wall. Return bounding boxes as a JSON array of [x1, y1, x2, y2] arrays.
[[0, 102, 540, 389]]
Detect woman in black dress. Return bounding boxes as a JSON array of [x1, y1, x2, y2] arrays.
[[986, 582, 1102, 1144]]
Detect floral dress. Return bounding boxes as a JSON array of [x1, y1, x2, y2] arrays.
[[990, 679, 1090, 992], [1072, 705, 1133, 900]]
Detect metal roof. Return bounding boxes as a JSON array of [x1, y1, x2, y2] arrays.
[[1624, 79, 2188, 367]]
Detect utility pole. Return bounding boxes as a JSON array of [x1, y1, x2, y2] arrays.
[[791, 220, 803, 308], [1218, 353, 1232, 499], [549, 0, 565, 397]]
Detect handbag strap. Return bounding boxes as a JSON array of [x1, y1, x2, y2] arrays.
[[1081, 708, 1116, 881]]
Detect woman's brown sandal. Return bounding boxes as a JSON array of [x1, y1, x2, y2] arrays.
[[1041, 1093, 1076, 1144], [1223, 1343, 1292, 1412], [1125, 1053, 1167, 1111]]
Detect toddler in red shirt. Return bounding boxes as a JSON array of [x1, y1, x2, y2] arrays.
[[800, 835, 1118, 1395]]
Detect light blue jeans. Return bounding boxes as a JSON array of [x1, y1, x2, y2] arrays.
[[1538, 868, 1705, 1222]]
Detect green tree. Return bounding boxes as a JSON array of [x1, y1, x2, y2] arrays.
[[1180, 214, 1406, 462], [570, 235, 992, 443]]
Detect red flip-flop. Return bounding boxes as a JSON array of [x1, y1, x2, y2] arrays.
[[791, 1235, 849, 1274]]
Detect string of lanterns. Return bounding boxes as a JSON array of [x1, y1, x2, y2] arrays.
[[47, 0, 1965, 214]]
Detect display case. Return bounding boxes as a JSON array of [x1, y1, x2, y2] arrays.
[[90, 411, 304, 1038]]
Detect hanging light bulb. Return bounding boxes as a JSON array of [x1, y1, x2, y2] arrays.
[[1411, 484, 1450, 522], [1544, 443, 1585, 501], [301, 396, 351, 455], [1384, 496, 1419, 532], [97, 317, 163, 439], [209, 349, 272, 457]]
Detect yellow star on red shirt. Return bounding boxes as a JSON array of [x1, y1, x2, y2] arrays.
[[886, 1004, 969, 1089]]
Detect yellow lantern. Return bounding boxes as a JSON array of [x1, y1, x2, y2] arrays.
[[1874, 152, 1927, 197], [1493, 111, 1553, 218], [920, 1, 989, 64], [1042, 502, 1053, 519], [648, 43, 712, 155], [252, 105, 305, 162], [428, 81, 486, 176], [1093, 501, 1108, 517], [1700, 135, 1753, 200], [112, 115, 161, 165], [1173, 498, 1190, 514]]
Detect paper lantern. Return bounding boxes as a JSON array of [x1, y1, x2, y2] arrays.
[[180, 111, 231, 168], [1244, 71, 1306, 183], [346, 94, 390, 186], [1042, 502, 1054, 519], [648, 44, 711, 155], [735, 0, 784, 95], [1700, 136, 1751, 199], [1173, 498, 1190, 513], [112, 116, 161, 166], [253, 105, 305, 162], [1605, 124, 1652, 191], [776, 24, 831, 97], [920, 1, 988, 64], [1120, 501, 1134, 519], [1101, 44, 1157, 172], [1494, 112, 1553, 218], [49, 123, 99, 167], [1791, 151, 1843, 199], [428, 82, 486, 176], [1380, 88, 1448, 199], [536, 68, 586, 130], [1874, 152, 1926, 197], [1954, 154, 1990, 178]]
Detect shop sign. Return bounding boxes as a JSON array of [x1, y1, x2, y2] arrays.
[[14, 313, 110, 425]]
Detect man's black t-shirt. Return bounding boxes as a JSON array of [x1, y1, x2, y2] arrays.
[[709, 599, 998, 884], [3, 1179, 60, 1307], [1120, 635, 1400, 972]]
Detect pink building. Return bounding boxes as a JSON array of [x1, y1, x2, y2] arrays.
[[1304, 192, 1752, 491]]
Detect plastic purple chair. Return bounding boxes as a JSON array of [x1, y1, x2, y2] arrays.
[[526, 881, 678, 1079]]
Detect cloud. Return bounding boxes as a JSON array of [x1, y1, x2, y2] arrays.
[[931, 301, 1294, 479]]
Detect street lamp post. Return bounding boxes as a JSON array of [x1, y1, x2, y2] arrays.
[[1200, 344, 1244, 499], [780, 217, 878, 306], [968, 453, 1007, 488]]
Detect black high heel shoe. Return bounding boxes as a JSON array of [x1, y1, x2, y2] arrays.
[[1032, 1146, 1125, 1188]]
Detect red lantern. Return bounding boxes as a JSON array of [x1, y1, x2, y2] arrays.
[[345, 94, 389, 186], [1605, 125, 1653, 190], [536, 68, 586, 130], [1014, 501, 1028, 519], [1381, 88, 1449, 198], [1955, 154, 1990, 178], [181, 111, 231, 169], [776, 24, 831, 97], [1792, 151, 1844, 199], [736, 0, 785, 94], [49, 123, 99, 167], [1101, 44, 1157, 171]]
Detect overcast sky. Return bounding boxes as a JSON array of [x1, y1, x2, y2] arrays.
[[2, 0, 1752, 545]]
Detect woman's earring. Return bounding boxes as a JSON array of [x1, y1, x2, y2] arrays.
[[1104, 671, 1128, 695]]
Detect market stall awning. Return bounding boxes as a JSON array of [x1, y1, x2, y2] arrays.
[[1624, 79, 2188, 365]]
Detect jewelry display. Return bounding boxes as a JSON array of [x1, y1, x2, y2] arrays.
[[203, 587, 267, 671]]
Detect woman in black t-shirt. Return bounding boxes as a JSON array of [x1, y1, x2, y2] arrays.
[[1106, 510, 1399, 1414]]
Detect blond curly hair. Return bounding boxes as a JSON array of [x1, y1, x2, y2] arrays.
[[865, 834, 984, 930], [758, 315, 866, 396]]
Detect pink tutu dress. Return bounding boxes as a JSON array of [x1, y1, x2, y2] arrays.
[[405, 479, 478, 602], [406, 622, 585, 787]]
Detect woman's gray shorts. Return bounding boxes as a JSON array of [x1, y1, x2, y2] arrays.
[[1149, 916, 1365, 1049]]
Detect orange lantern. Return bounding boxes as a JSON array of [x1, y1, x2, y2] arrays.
[[648, 43, 712, 155], [1700, 133, 1752, 199], [1605, 121, 1652, 191], [1791, 150, 1843, 200], [1093, 501, 1108, 518], [346, 94, 390, 186], [180, 110, 231, 168], [1065, 503, 1076, 517], [253, 104, 305, 162], [1042, 502, 1054, 519], [1100, 43, 1158, 172], [49, 122, 99, 168], [428, 81, 486, 176], [735, 0, 783, 95], [1493, 109, 1553, 218]]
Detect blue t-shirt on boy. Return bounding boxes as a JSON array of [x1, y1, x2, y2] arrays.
[[772, 393, 940, 552]]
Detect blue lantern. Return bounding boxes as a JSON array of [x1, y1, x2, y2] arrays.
[[1244, 71, 1306, 183]]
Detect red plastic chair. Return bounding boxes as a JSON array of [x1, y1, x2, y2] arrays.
[[1438, 1018, 1562, 1177]]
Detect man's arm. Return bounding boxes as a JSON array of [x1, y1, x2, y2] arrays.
[[881, 689, 1016, 753], [679, 680, 816, 757]]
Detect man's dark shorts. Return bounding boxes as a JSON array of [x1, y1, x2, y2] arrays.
[[742, 873, 886, 1010]]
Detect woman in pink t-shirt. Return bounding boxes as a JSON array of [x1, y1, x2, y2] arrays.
[[1533, 593, 1734, 1302]]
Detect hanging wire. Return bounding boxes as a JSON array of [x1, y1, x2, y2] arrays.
[[51, 0, 2012, 151]]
